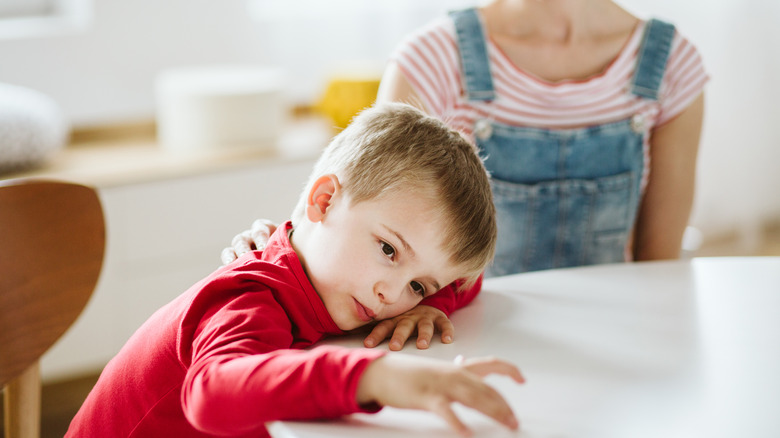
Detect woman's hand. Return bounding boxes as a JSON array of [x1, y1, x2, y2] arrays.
[[357, 354, 524, 436], [364, 305, 454, 351], [220, 219, 277, 265]]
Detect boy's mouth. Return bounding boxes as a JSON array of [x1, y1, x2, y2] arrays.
[[353, 298, 376, 322]]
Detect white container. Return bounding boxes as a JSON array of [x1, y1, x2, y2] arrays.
[[155, 65, 286, 153]]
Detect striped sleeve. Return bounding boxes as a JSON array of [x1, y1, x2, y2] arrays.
[[657, 31, 710, 125]]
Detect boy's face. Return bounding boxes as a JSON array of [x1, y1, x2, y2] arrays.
[[293, 180, 463, 331]]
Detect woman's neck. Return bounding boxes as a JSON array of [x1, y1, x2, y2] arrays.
[[477, 0, 640, 82], [482, 0, 634, 44]]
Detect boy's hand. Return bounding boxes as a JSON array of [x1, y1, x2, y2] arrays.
[[220, 219, 277, 265], [356, 354, 524, 436], [363, 305, 453, 351]]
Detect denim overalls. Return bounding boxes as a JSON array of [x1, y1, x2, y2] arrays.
[[450, 9, 675, 277]]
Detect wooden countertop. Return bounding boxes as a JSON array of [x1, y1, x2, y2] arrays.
[[1, 117, 333, 188]]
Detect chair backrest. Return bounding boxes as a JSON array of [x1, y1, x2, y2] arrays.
[[0, 178, 105, 438]]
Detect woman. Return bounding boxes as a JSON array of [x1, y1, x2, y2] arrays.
[[225, 0, 708, 349], [378, 0, 707, 276]]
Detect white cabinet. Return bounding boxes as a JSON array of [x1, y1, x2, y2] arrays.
[[40, 158, 316, 381]]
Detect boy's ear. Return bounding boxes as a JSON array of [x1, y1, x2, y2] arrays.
[[306, 174, 340, 222]]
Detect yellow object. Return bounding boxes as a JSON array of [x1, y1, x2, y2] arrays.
[[316, 76, 381, 128]]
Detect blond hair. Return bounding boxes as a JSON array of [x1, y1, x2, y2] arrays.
[[293, 102, 495, 285]]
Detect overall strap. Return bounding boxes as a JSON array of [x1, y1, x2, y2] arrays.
[[630, 18, 676, 100], [449, 8, 496, 101]]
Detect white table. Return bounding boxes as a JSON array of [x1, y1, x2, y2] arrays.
[[269, 257, 780, 438]]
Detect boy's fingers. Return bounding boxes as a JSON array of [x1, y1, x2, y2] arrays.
[[462, 358, 525, 384], [416, 318, 435, 349], [363, 320, 395, 348], [429, 399, 471, 437], [449, 377, 519, 431], [388, 319, 416, 351], [436, 317, 455, 344]]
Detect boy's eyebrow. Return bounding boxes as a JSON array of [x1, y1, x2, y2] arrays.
[[382, 224, 416, 259]]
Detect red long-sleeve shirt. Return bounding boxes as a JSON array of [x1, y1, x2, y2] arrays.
[[420, 275, 482, 317], [67, 223, 387, 437]]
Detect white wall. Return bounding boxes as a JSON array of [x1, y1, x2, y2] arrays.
[[621, 0, 780, 243], [1, 0, 778, 237], [0, 0, 476, 125]]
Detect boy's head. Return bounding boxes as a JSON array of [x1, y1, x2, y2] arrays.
[[291, 102, 495, 330]]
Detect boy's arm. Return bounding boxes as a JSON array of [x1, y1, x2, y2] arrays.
[[363, 276, 483, 351], [186, 338, 522, 438], [183, 345, 387, 435], [180, 286, 388, 435]]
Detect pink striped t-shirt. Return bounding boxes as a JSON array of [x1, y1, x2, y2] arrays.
[[389, 16, 709, 142]]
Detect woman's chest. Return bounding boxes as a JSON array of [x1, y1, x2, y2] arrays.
[[488, 32, 634, 83]]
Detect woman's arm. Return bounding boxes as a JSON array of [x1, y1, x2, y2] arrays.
[[376, 61, 429, 112], [633, 93, 705, 260]]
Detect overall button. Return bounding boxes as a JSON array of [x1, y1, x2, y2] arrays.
[[474, 119, 493, 140], [630, 114, 646, 133]]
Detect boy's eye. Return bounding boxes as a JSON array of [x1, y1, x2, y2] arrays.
[[410, 281, 425, 297], [380, 241, 395, 258]]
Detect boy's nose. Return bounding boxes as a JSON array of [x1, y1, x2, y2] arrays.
[[374, 280, 403, 305]]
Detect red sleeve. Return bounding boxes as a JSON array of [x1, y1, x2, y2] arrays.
[[418, 274, 483, 316], [179, 290, 386, 436]]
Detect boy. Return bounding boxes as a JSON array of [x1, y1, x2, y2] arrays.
[[67, 103, 524, 437]]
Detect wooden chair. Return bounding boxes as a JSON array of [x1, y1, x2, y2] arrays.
[[0, 179, 105, 438]]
